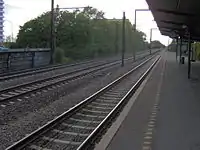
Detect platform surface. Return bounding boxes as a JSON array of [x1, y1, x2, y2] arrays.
[[103, 51, 200, 150]]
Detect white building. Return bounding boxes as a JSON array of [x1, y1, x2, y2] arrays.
[[0, 0, 4, 43]]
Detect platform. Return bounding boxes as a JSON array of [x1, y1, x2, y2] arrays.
[[95, 51, 200, 150]]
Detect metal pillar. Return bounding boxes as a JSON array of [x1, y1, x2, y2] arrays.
[[191, 44, 193, 61], [133, 10, 137, 61], [168, 38, 170, 51], [7, 53, 11, 70], [194, 43, 197, 61], [122, 12, 126, 67], [188, 33, 191, 79], [134, 10, 137, 31], [176, 38, 178, 61], [115, 22, 119, 54], [50, 0, 55, 64], [133, 28, 136, 61], [150, 29, 152, 55], [191, 43, 195, 61], [31, 52, 35, 68], [179, 37, 182, 63], [54, 5, 59, 56], [133, 46, 136, 61]]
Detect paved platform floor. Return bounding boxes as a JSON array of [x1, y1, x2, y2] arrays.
[[99, 51, 200, 150], [152, 52, 200, 150]]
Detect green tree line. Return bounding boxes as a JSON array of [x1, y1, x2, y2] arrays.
[[8, 7, 150, 63]]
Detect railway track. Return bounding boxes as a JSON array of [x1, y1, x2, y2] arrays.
[[0, 49, 160, 82], [0, 57, 134, 104], [6, 54, 160, 150], [0, 57, 119, 82], [0, 51, 160, 104]]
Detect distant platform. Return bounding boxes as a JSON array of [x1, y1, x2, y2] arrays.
[[0, 48, 50, 53]]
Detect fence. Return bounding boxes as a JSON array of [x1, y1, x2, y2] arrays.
[[0, 48, 50, 73]]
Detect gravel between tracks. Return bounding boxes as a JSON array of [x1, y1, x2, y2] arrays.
[[0, 58, 115, 90], [0, 55, 154, 149]]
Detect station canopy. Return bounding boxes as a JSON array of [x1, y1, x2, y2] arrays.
[[146, 0, 200, 41]]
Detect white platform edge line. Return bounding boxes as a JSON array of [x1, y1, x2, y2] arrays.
[[94, 56, 161, 150]]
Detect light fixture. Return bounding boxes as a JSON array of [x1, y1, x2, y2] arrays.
[[182, 24, 187, 29]]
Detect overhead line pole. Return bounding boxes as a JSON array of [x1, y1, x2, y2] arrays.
[[122, 12, 126, 67], [134, 9, 150, 60], [49, 4, 88, 65], [150, 28, 158, 55], [150, 28, 152, 55], [179, 37, 182, 63], [115, 22, 119, 54], [50, 0, 55, 64], [188, 33, 191, 79], [176, 37, 178, 61], [58, 7, 87, 10]]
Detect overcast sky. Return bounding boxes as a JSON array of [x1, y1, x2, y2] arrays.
[[4, 0, 171, 45]]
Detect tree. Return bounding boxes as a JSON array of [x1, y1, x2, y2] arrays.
[[151, 40, 165, 49], [5, 36, 12, 42], [15, 7, 147, 61], [16, 12, 51, 48]]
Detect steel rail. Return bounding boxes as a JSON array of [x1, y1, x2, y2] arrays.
[[6, 54, 160, 150], [1, 51, 160, 103], [0, 59, 112, 81], [0, 49, 160, 81], [77, 55, 161, 150], [0, 57, 133, 103]]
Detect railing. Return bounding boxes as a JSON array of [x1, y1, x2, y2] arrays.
[[0, 49, 51, 74], [0, 48, 50, 53]]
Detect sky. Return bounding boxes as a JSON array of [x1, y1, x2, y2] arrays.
[[4, 0, 171, 45]]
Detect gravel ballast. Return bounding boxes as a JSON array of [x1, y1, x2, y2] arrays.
[[0, 56, 124, 90], [0, 54, 156, 149]]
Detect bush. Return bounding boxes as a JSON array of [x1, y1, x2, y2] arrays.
[[54, 47, 65, 63], [63, 57, 73, 63], [194, 43, 200, 60]]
